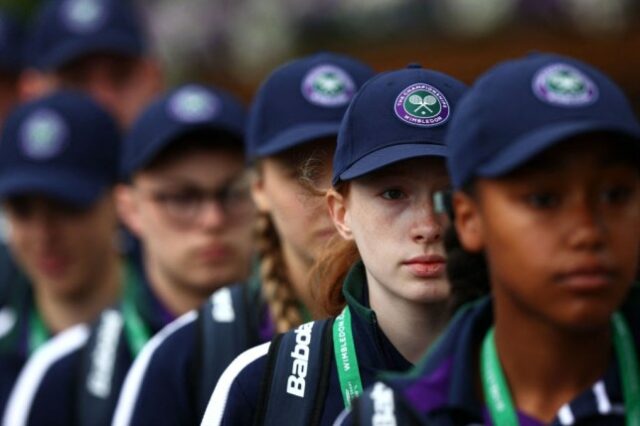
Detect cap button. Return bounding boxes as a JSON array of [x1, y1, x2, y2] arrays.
[[406, 63, 422, 69]]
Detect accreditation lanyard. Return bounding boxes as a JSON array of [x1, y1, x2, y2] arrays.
[[28, 307, 49, 355], [481, 312, 640, 426], [121, 263, 152, 357], [333, 306, 364, 408]]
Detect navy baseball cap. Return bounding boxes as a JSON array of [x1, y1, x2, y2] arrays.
[[26, 0, 146, 70], [0, 10, 24, 73], [332, 65, 467, 185], [246, 52, 374, 161], [121, 84, 246, 179], [447, 52, 640, 189], [0, 90, 121, 207]]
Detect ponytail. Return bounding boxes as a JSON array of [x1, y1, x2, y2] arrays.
[[255, 212, 304, 333]]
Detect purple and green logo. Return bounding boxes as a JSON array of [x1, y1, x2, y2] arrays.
[[168, 86, 219, 123], [62, 0, 107, 33], [301, 65, 356, 108], [394, 83, 450, 127], [532, 63, 598, 107]]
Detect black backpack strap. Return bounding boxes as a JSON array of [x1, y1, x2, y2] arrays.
[[253, 333, 284, 426], [195, 285, 257, 416], [76, 309, 125, 426], [256, 319, 334, 426]]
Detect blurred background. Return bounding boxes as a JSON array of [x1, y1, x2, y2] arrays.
[[3, 0, 639, 110]]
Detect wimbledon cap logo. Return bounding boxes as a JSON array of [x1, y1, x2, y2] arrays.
[[20, 109, 68, 160], [533, 63, 598, 107], [62, 0, 107, 33], [395, 83, 450, 127], [302, 65, 356, 107], [168, 86, 220, 123]]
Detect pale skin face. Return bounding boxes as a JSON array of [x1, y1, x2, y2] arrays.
[[3, 193, 118, 301], [19, 53, 162, 128], [117, 147, 255, 307], [251, 140, 336, 274], [328, 157, 451, 307]]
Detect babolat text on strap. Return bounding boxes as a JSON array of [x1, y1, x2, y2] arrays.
[[256, 319, 334, 426]]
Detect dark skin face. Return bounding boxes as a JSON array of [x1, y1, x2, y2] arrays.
[[454, 134, 639, 420], [455, 135, 640, 333]]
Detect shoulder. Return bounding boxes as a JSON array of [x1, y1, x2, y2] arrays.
[[2, 324, 89, 426], [201, 341, 271, 426]]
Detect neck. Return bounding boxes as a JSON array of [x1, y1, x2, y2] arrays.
[[35, 254, 121, 334], [492, 295, 611, 422], [368, 274, 449, 364], [281, 242, 315, 317], [144, 254, 207, 317]]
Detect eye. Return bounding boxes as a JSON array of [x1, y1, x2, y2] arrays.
[[524, 192, 560, 209], [600, 184, 634, 204], [381, 188, 406, 200]]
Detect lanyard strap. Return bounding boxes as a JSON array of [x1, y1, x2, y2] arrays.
[[28, 307, 49, 355], [333, 306, 364, 408], [121, 263, 152, 357], [481, 312, 640, 426]]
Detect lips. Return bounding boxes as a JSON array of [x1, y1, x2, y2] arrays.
[[403, 255, 446, 278], [197, 245, 232, 262], [36, 255, 69, 278], [557, 264, 615, 292]]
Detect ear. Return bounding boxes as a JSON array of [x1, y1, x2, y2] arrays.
[[453, 191, 484, 252], [327, 188, 353, 240], [250, 170, 271, 213], [18, 69, 56, 102], [114, 183, 143, 237]]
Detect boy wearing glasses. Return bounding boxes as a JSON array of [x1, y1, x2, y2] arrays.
[[3, 84, 254, 425]]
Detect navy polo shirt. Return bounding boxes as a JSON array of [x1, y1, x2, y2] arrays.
[[345, 284, 640, 425]]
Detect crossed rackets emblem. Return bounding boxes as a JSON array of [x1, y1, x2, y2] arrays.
[[407, 93, 438, 116]]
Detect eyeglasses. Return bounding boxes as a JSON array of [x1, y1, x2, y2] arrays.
[[137, 175, 252, 227], [433, 189, 454, 221]]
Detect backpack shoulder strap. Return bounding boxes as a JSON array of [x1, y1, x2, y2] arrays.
[[256, 318, 334, 426], [76, 309, 126, 426], [195, 284, 259, 416]]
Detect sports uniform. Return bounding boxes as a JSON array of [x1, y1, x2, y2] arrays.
[[2, 84, 247, 426], [0, 91, 121, 421], [201, 65, 467, 426], [111, 52, 374, 426], [340, 53, 640, 426]]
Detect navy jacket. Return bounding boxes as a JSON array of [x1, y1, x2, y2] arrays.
[[2, 256, 174, 426], [202, 261, 415, 426], [343, 285, 640, 426], [111, 268, 268, 426]]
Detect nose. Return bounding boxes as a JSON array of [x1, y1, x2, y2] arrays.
[[411, 200, 442, 245], [566, 197, 605, 251], [198, 199, 227, 230]]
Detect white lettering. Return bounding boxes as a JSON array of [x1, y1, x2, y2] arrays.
[[286, 322, 313, 398], [86, 310, 123, 398]]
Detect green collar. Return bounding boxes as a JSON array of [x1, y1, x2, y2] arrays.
[[341, 261, 376, 324]]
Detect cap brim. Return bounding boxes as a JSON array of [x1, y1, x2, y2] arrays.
[[477, 120, 640, 179], [42, 31, 144, 70], [336, 143, 448, 184], [251, 122, 340, 159], [0, 168, 108, 208], [122, 122, 245, 179]]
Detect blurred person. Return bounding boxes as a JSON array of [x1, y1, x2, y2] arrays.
[[2, 84, 253, 426], [110, 53, 374, 426], [0, 90, 122, 418], [19, 0, 162, 128]]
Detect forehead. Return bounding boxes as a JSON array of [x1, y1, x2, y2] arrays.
[[503, 133, 639, 178]]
